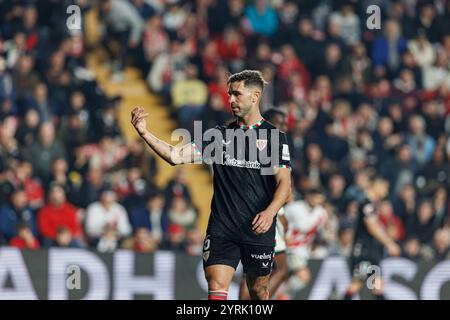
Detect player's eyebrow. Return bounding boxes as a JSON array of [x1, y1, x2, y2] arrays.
[[228, 90, 241, 96]]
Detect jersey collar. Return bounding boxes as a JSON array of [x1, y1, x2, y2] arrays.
[[238, 118, 265, 130]]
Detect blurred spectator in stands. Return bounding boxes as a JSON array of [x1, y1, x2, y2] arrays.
[[291, 18, 322, 70], [371, 19, 407, 77], [164, 168, 192, 211], [248, 42, 272, 70], [1, 98, 17, 120], [202, 92, 231, 129], [408, 29, 436, 70], [245, 0, 278, 37], [301, 143, 326, 189], [327, 173, 347, 216], [96, 223, 120, 253], [0, 57, 15, 110], [162, 2, 187, 37], [76, 168, 106, 209], [25, 122, 66, 183], [100, 0, 144, 82], [407, 200, 438, 245], [200, 39, 222, 82], [168, 196, 197, 231], [143, 14, 169, 65], [393, 69, 418, 97], [3, 32, 26, 69], [423, 47, 450, 90], [159, 223, 187, 251], [323, 100, 352, 162], [415, 147, 448, 196], [378, 200, 405, 242], [432, 228, 450, 260], [85, 189, 131, 247], [389, 0, 415, 40], [122, 227, 158, 253], [345, 43, 372, 92], [171, 64, 208, 127], [131, 0, 155, 21], [328, 2, 360, 46], [415, 2, 441, 43], [328, 222, 353, 257], [380, 144, 418, 194], [147, 40, 188, 96], [402, 236, 424, 261], [432, 186, 448, 228], [16, 160, 44, 209], [0, 188, 37, 241], [373, 116, 400, 164], [9, 221, 40, 250], [422, 100, 446, 142], [81, 135, 128, 172], [52, 226, 81, 248], [258, 64, 276, 111], [93, 97, 123, 140], [116, 166, 148, 212], [0, 116, 19, 160], [124, 138, 158, 188], [58, 112, 89, 159], [37, 184, 82, 247], [15, 108, 40, 147], [12, 55, 40, 109], [393, 183, 416, 226], [407, 115, 436, 167], [25, 83, 59, 123], [399, 50, 423, 87], [215, 26, 245, 73], [46, 157, 78, 205], [344, 169, 371, 203], [130, 191, 168, 244]]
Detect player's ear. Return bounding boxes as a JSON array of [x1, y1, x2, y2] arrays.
[[252, 89, 261, 103]]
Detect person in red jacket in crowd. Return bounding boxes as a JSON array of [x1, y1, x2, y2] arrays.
[[9, 222, 40, 250], [37, 183, 83, 247]]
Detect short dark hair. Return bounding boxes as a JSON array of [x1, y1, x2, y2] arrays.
[[227, 70, 267, 91]]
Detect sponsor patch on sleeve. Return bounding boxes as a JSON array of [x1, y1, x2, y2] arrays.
[[282, 144, 290, 161]]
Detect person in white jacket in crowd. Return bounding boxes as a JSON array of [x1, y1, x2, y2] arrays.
[[85, 188, 132, 251]]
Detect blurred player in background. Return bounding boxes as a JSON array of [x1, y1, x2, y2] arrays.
[[280, 188, 327, 299], [343, 178, 401, 300], [239, 108, 291, 300]]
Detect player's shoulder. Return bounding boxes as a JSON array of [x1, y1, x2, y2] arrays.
[[262, 120, 287, 134], [360, 199, 376, 218]]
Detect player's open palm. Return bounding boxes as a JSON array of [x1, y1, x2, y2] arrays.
[[131, 107, 149, 136]]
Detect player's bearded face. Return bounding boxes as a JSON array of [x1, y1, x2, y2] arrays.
[[228, 81, 254, 117]]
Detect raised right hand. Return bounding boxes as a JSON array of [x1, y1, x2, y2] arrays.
[[131, 106, 149, 136]]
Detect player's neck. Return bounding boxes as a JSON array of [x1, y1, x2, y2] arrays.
[[237, 112, 263, 128]]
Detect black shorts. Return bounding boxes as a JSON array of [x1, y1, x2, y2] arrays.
[[202, 235, 275, 277], [350, 242, 383, 281]]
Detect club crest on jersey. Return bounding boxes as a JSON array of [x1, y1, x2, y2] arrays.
[[363, 204, 375, 216], [203, 251, 210, 262], [256, 139, 267, 151]]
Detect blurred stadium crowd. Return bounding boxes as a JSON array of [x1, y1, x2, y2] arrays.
[[1, 0, 450, 262]]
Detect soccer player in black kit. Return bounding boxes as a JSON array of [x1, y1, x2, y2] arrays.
[[343, 178, 401, 300], [131, 70, 292, 300]]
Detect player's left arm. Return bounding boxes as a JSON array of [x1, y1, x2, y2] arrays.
[[252, 168, 291, 235]]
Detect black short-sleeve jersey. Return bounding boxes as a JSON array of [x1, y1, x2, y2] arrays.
[[192, 119, 291, 245]]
